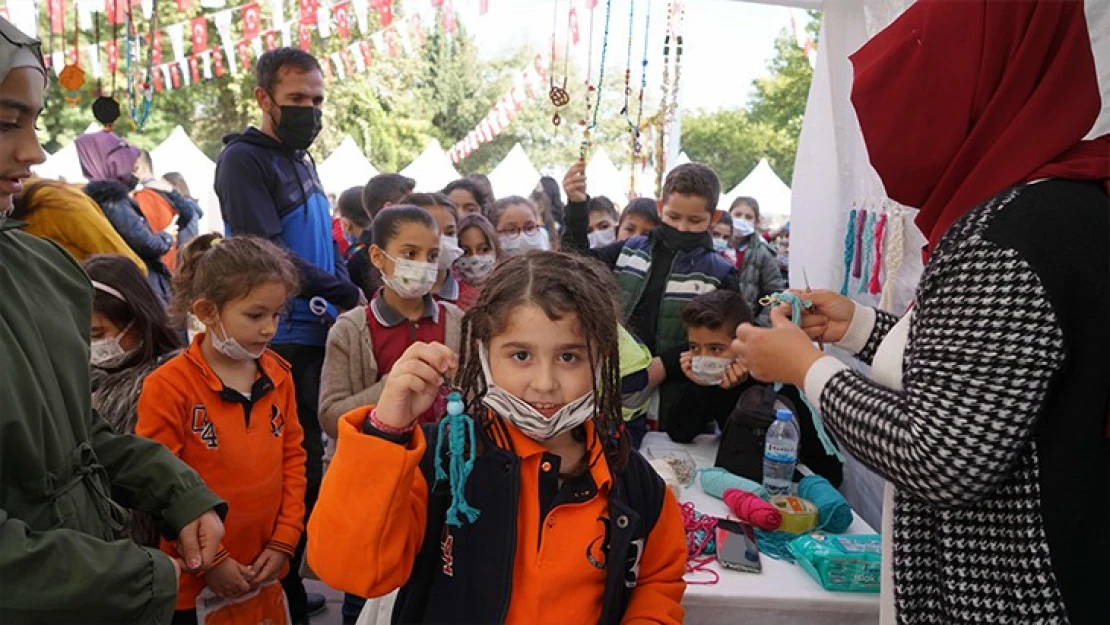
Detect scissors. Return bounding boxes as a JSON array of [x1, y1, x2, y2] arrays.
[[803, 268, 824, 352]]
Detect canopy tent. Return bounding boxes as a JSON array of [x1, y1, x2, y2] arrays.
[[32, 123, 100, 182], [400, 139, 461, 192], [722, 158, 793, 224], [318, 136, 378, 195], [674, 151, 692, 167], [585, 148, 630, 205], [487, 143, 541, 198], [150, 125, 223, 235]]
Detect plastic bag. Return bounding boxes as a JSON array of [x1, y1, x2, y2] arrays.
[[196, 581, 292, 625]]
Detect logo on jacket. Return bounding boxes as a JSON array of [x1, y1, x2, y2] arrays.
[[270, 405, 285, 437], [191, 405, 218, 449], [586, 516, 612, 570]]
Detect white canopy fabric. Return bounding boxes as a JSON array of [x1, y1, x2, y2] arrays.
[[400, 139, 461, 192], [33, 140, 85, 182], [722, 158, 793, 224], [151, 126, 222, 235], [585, 148, 630, 205], [318, 136, 378, 195], [487, 143, 541, 198], [674, 151, 691, 167]]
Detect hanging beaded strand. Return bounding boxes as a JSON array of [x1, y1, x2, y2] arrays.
[[549, 0, 572, 127], [579, 0, 613, 162], [628, 0, 651, 195], [580, 0, 598, 144], [655, 1, 675, 195], [125, 0, 156, 131]]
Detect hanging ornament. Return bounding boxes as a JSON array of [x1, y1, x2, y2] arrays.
[[622, 0, 650, 193], [548, 0, 571, 127], [656, 0, 684, 194], [125, 0, 157, 131]]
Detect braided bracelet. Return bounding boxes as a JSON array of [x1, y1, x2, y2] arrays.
[[368, 408, 416, 436]]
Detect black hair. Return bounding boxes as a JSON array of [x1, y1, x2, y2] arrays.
[[714, 211, 734, 236], [681, 290, 753, 334], [84, 254, 183, 370], [730, 196, 761, 221], [92, 95, 121, 126], [464, 174, 494, 202], [587, 196, 619, 222], [457, 213, 502, 258], [162, 172, 193, 199], [371, 205, 438, 248], [363, 173, 416, 220], [442, 178, 494, 214], [457, 251, 629, 472], [488, 195, 540, 230], [402, 192, 459, 223], [619, 198, 662, 228], [338, 186, 369, 228], [537, 176, 565, 216], [255, 47, 322, 92], [663, 163, 721, 213]]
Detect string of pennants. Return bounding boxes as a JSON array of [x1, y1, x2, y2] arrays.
[[6, 0, 456, 93]]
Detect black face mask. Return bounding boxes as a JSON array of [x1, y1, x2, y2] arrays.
[[125, 174, 140, 191], [270, 101, 323, 150], [657, 223, 711, 252]]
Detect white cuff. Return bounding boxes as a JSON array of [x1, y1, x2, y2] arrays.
[[804, 356, 850, 414], [836, 303, 876, 356]]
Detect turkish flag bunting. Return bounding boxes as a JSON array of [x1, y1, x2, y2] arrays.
[[176, 0, 192, 9], [238, 40, 251, 70], [376, 0, 393, 27], [360, 40, 372, 66], [410, 15, 424, 46], [153, 70, 164, 92], [213, 49, 226, 76], [568, 7, 579, 45], [385, 29, 398, 57], [49, 0, 64, 34], [170, 65, 182, 89], [334, 3, 350, 39], [107, 39, 119, 73], [189, 56, 201, 82], [442, 0, 456, 33], [263, 31, 277, 50], [242, 4, 262, 40], [321, 57, 333, 80], [191, 17, 209, 52], [299, 23, 312, 50], [151, 32, 163, 66], [105, 0, 126, 26], [341, 48, 353, 74], [299, 0, 318, 25]]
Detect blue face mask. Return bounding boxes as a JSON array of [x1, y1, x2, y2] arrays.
[[713, 238, 730, 253]]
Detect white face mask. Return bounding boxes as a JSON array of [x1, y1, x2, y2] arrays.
[[90, 320, 136, 367], [732, 217, 756, 238], [438, 235, 464, 270], [211, 320, 266, 361], [500, 228, 550, 256], [454, 253, 497, 285], [691, 355, 733, 385], [380, 252, 439, 299], [588, 227, 616, 249], [478, 343, 596, 441]]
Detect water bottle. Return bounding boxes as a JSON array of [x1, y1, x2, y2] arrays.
[[763, 409, 800, 496]]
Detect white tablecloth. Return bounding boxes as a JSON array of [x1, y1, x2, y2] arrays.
[[641, 432, 880, 625]]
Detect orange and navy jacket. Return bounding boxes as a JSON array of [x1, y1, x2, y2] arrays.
[[308, 408, 687, 625], [136, 334, 307, 610]]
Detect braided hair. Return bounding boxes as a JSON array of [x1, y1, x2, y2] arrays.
[[456, 251, 630, 472]]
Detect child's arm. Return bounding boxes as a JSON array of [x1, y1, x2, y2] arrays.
[[646, 357, 667, 390], [622, 489, 688, 624], [269, 385, 308, 560], [319, 315, 384, 439]]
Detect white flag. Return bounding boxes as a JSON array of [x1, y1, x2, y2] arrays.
[[270, 0, 286, 29], [394, 22, 412, 55], [86, 44, 103, 79], [201, 50, 213, 79], [179, 59, 192, 86], [199, 0, 227, 8], [350, 42, 365, 73], [167, 22, 187, 61], [281, 24, 293, 47], [351, 0, 369, 35], [161, 64, 174, 89], [317, 0, 332, 39], [213, 9, 237, 75], [77, 0, 97, 31], [251, 37, 263, 57], [140, 0, 154, 20], [330, 52, 346, 79], [51, 51, 65, 77], [371, 31, 387, 55]]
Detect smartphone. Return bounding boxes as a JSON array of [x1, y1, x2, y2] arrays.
[[716, 518, 762, 573]]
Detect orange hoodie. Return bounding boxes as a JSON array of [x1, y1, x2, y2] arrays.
[[136, 335, 307, 610], [308, 408, 687, 625]]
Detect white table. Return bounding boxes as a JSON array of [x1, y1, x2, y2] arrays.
[[641, 432, 880, 625]]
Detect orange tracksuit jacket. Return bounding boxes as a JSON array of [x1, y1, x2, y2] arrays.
[[136, 336, 307, 610], [308, 408, 688, 624]]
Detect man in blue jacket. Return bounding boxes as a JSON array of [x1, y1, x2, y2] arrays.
[[214, 47, 360, 624]]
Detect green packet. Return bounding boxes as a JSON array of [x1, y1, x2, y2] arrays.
[[787, 533, 882, 593]]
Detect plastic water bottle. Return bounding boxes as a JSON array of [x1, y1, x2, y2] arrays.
[[763, 409, 800, 496]]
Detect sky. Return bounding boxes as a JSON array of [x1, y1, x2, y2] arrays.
[[450, 0, 799, 113]]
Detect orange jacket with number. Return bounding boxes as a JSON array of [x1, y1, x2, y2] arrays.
[[136, 335, 307, 609], [307, 408, 687, 625]]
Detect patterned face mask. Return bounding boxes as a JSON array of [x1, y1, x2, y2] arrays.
[[381, 252, 439, 299], [454, 254, 497, 285]]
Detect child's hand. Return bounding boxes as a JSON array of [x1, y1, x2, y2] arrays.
[[248, 548, 289, 585], [375, 342, 458, 430], [679, 351, 712, 386], [719, 360, 750, 389], [563, 162, 587, 203], [204, 558, 253, 598]]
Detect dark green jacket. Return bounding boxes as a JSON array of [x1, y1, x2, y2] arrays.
[[0, 223, 225, 624]]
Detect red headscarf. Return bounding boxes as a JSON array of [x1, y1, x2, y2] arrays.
[[850, 0, 1110, 253]]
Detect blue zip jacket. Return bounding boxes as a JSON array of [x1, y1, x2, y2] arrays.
[[215, 128, 360, 347]]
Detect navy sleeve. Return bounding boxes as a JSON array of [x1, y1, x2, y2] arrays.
[[114, 201, 173, 261], [719, 266, 740, 292], [215, 148, 283, 239], [660, 344, 688, 382], [286, 252, 360, 310]]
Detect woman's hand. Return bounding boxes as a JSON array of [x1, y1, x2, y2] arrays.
[[733, 306, 824, 388], [374, 342, 457, 430], [791, 289, 856, 344], [563, 162, 587, 203]]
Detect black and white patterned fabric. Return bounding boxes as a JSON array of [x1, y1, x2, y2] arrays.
[[818, 181, 1110, 625]]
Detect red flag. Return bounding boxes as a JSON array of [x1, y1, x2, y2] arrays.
[[299, 0, 318, 25], [479, 0, 488, 16], [107, 39, 119, 73], [242, 4, 262, 40], [176, 0, 192, 9], [376, 0, 393, 27], [442, 0, 456, 33], [49, 0, 64, 34], [189, 56, 201, 82], [238, 41, 252, 71], [568, 6, 579, 45], [264, 30, 278, 51], [429, 0, 442, 6], [385, 30, 398, 57], [153, 69, 164, 92], [170, 65, 182, 89], [213, 49, 225, 77], [106, 0, 126, 26], [359, 40, 372, 67], [191, 17, 209, 53], [298, 24, 312, 50], [334, 3, 350, 39], [151, 31, 163, 66]]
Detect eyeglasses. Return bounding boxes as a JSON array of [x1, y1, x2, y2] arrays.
[[497, 224, 540, 238]]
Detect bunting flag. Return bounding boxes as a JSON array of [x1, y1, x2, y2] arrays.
[[352, 0, 369, 34], [170, 63, 181, 89], [250, 36, 263, 57], [568, 6, 579, 45], [213, 48, 226, 76], [270, 0, 286, 31], [375, 0, 392, 27], [140, 0, 153, 19], [370, 30, 385, 55], [238, 39, 252, 69], [359, 39, 372, 66], [189, 55, 201, 82], [151, 31, 163, 65], [384, 28, 398, 57], [191, 16, 209, 52], [199, 0, 227, 8], [167, 22, 186, 61], [159, 64, 173, 89], [77, 0, 95, 31], [448, 54, 545, 162], [478, 0, 487, 16], [107, 38, 119, 73], [153, 67, 164, 91], [49, 0, 64, 34], [299, 0, 317, 25], [442, 0, 455, 33], [201, 49, 213, 79], [241, 3, 261, 39], [264, 30, 278, 50], [299, 23, 312, 50], [334, 2, 350, 39], [330, 51, 345, 79], [213, 8, 236, 74], [349, 41, 365, 72], [176, 0, 193, 11], [409, 14, 424, 47], [86, 44, 102, 78], [281, 23, 293, 46], [316, 0, 332, 39], [106, 0, 125, 26], [395, 20, 411, 55]]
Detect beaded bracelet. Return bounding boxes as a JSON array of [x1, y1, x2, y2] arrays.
[[368, 408, 416, 436]]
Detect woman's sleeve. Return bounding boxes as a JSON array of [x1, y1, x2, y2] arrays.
[[621, 489, 687, 624], [307, 409, 429, 598], [807, 241, 1066, 508], [833, 303, 901, 365]]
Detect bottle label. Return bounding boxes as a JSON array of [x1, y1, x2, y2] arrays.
[[765, 441, 797, 462]]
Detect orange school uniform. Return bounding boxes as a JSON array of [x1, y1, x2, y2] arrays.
[[136, 335, 307, 610], [308, 408, 688, 625]]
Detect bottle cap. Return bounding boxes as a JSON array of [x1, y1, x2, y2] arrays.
[[776, 409, 793, 421]]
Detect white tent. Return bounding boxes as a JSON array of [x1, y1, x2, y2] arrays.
[[487, 143, 541, 198], [151, 126, 222, 235], [674, 151, 691, 167], [585, 148, 630, 205], [32, 122, 100, 182], [400, 139, 460, 191], [318, 136, 378, 194], [722, 158, 793, 224]]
